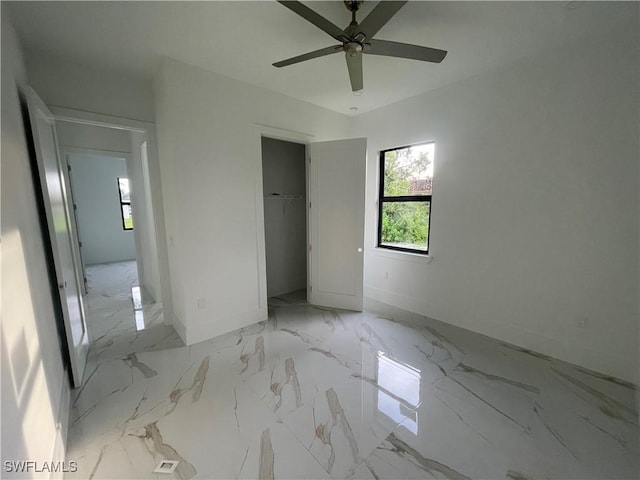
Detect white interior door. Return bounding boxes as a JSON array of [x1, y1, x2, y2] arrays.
[[26, 87, 88, 388], [309, 138, 366, 310]]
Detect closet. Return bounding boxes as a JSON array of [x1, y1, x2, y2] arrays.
[[261, 137, 307, 299]]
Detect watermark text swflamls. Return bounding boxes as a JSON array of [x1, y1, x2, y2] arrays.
[[3, 461, 78, 473]]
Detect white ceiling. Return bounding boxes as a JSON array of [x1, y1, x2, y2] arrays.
[[7, 1, 637, 116]]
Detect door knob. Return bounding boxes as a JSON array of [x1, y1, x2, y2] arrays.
[[357, 248, 363, 253]]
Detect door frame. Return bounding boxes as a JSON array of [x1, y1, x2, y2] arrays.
[[49, 106, 172, 324], [254, 124, 315, 310]]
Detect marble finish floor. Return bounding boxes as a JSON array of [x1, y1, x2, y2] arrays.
[[67, 288, 639, 479], [83, 261, 183, 363]]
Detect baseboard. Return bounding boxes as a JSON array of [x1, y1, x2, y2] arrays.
[[365, 285, 432, 317], [365, 285, 638, 385], [185, 306, 268, 346]]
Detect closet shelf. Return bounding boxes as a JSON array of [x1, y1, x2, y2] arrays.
[[264, 194, 304, 200]]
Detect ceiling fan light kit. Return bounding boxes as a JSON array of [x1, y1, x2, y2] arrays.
[[273, 0, 448, 93]]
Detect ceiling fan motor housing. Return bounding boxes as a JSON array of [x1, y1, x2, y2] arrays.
[[344, 42, 364, 55]]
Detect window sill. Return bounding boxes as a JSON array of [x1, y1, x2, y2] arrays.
[[370, 247, 433, 264]]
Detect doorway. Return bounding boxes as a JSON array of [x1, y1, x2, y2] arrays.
[[65, 151, 142, 338], [261, 137, 308, 304], [26, 90, 178, 386], [67, 153, 135, 269], [55, 119, 176, 358]]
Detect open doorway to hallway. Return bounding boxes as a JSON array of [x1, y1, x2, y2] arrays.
[[66, 152, 136, 292], [57, 121, 182, 364]]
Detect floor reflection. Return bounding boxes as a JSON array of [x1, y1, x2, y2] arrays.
[[376, 351, 421, 434], [131, 285, 143, 310], [131, 286, 145, 330], [82, 261, 183, 365]]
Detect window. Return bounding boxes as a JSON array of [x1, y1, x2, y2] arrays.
[[378, 142, 434, 254], [118, 177, 133, 230]]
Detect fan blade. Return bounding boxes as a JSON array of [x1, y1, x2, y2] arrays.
[[358, 1, 407, 39], [345, 52, 363, 92], [277, 1, 349, 42], [273, 45, 342, 68], [367, 39, 447, 63]]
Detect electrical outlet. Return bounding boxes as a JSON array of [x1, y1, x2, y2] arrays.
[[197, 298, 206, 310], [385, 271, 389, 280], [577, 317, 588, 328]]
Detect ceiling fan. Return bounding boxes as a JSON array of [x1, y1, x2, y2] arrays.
[[273, 0, 447, 92]]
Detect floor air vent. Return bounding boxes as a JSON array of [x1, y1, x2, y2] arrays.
[[154, 460, 179, 474]]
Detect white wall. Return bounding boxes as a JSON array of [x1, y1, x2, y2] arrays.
[[262, 137, 307, 297], [355, 27, 639, 383], [57, 121, 132, 154], [1, 8, 70, 474], [154, 58, 353, 344], [68, 154, 137, 265], [25, 49, 154, 123]]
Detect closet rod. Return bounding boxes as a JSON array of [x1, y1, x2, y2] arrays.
[[264, 194, 303, 200]]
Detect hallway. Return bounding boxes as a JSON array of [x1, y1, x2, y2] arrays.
[[82, 261, 183, 363]]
